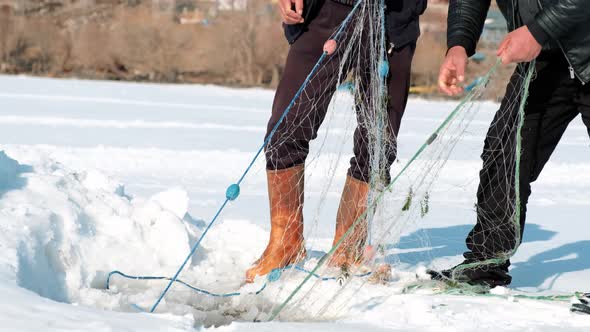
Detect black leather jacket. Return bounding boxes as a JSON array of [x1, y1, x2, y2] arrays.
[[447, 0, 590, 84], [285, 0, 426, 49]]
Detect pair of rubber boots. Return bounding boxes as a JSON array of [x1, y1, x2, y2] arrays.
[[245, 164, 369, 283]]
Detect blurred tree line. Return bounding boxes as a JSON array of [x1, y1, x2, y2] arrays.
[[0, 0, 286, 86], [0, 1, 511, 99]]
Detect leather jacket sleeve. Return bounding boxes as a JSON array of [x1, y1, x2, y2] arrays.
[[446, 0, 492, 56], [535, 0, 590, 40]]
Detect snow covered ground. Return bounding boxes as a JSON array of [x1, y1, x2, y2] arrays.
[[1, 74, 590, 331]]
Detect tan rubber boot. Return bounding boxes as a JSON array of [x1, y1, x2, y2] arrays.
[[328, 175, 370, 268], [245, 164, 306, 283]]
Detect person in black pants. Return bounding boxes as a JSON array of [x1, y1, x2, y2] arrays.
[[434, 0, 590, 286], [245, 0, 426, 282]]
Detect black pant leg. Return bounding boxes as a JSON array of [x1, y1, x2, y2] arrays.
[[265, 1, 351, 170], [465, 65, 525, 263], [576, 82, 590, 137], [465, 60, 579, 263], [348, 44, 415, 183]]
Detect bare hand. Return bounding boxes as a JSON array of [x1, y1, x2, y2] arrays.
[[497, 26, 542, 65], [278, 0, 304, 25], [438, 46, 468, 96]]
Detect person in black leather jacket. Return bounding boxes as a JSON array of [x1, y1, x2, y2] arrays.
[[431, 0, 590, 287], [245, 0, 426, 282]]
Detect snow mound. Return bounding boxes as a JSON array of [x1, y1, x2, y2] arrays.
[[0, 150, 295, 328], [0, 150, 31, 195], [0, 150, 20, 183], [0, 150, 194, 306], [0, 150, 281, 328], [151, 188, 190, 219]]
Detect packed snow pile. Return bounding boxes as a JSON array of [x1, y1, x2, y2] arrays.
[[0, 150, 30, 194], [0, 148, 320, 328], [0, 150, 193, 308], [2, 148, 590, 332]]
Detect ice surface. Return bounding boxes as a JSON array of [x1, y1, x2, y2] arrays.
[[1, 75, 589, 331]]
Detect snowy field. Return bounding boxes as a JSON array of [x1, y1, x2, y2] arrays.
[[1, 74, 590, 331]]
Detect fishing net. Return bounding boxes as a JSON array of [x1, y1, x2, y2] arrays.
[[245, 1, 535, 320], [105, 0, 536, 325]]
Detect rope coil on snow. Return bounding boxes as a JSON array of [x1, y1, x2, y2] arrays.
[[106, 270, 266, 298], [105, 265, 372, 303]]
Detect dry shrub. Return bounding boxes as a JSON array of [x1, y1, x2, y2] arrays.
[[219, 0, 287, 86], [69, 22, 113, 74], [0, 13, 66, 75], [0, 1, 288, 86], [0, 7, 13, 62], [69, 1, 287, 85]]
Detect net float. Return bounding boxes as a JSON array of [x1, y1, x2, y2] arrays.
[[323, 39, 338, 55]]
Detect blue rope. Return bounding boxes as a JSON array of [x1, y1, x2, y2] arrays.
[[114, 1, 365, 313], [107, 270, 264, 297], [106, 265, 373, 302], [149, 199, 230, 311]]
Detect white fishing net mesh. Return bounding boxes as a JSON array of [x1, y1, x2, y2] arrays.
[[106, 0, 535, 325], [251, 1, 533, 321]]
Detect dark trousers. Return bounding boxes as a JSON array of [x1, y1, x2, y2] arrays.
[[465, 54, 590, 264], [264, 0, 415, 183]]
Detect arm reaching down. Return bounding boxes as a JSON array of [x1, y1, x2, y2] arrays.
[[439, 0, 491, 96]]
